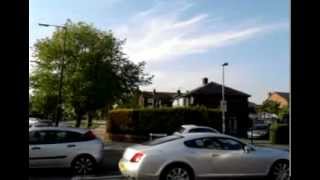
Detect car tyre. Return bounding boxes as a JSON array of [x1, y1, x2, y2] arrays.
[[269, 160, 290, 180], [71, 154, 96, 175], [160, 164, 194, 180]]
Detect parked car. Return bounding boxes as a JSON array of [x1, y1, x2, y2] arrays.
[[29, 118, 73, 128], [174, 124, 220, 135], [247, 124, 270, 139], [119, 133, 289, 180], [29, 120, 53, 128], [29, 127, 104, 174]]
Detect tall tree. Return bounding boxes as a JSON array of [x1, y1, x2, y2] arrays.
[[30, 20, 153, 127], [257, 100, 281, 115]]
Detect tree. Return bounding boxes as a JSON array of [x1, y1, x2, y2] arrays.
[[278, 106, 289, 122], [115, 90, 143, 109], [30, 20, 153, 127], [257, 100, 281, 115]]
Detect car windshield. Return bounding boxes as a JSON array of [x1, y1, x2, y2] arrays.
[[142, 135, 183, 146]]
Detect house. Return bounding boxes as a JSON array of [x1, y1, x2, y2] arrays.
[[138, 90, 177, 108], [173, 77, 251, 137], [267, 91, 289, 108]]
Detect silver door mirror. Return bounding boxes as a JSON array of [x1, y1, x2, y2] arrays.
[[244, 145, 254, 153]]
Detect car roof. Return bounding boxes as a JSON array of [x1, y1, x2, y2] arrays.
[[29, 126, 89, 134], [181, 124, 214, 129]]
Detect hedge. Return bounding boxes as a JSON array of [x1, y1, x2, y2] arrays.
[[269, 122, 289, 144], [107, 107, 222, 136]]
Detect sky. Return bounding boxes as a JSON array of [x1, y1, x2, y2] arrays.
[[29, 0, 290, 104]]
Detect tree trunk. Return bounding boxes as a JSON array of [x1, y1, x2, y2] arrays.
[[87, 111, 93, 128], [75, 113, 82, 128]]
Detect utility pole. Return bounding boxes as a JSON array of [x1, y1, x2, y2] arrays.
[[221, 62, 228, 134], [39, 23, 67, 126]]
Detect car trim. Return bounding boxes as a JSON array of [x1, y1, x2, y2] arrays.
[[29, 155, 67, 160]]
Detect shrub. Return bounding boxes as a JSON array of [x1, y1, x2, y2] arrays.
[[269, 122, 289, 144], [107, 107, 221, 136]]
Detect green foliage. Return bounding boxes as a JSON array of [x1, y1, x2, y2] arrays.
[[269, 122, 289, 144], [107, 107, 221, 136], [30, 93, 58, 120], [115, 90, 143, 109], [30, 20, 153, 125], [278, 106, 289, 122], [258, 100, 281, 115]]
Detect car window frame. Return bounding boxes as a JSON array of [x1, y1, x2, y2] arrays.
[[29, 130, 84, 145], [215, 137, 246, 151], [184, 136, 246, 151], [184, 137, 224, 150]]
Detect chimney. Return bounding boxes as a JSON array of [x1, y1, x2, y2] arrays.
[[202, 77, 208, 86], [177, 90, 181, 96]]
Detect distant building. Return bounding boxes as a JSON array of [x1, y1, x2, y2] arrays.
[[173, 77, 251, 137], [267, 92, 289, 108], [138, 90, 177, 108]]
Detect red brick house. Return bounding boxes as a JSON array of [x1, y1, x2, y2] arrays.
[[173, 77, 251, 137], [267, 92, 289, 108]]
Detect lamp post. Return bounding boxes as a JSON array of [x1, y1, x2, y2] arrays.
[[221, 62, 228, 134], [39, 23, 67, 127]]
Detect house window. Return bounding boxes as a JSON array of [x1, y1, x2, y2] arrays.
[[179, 98, 184, 106], [147, 98, 153, 103], [185, 98, 189, 106], [190, 96, 194, 105]]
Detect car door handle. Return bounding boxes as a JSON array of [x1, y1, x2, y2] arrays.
[[31, 147, 41, 150], [67, 144, 76, 148], [211, 154, 219, 157]]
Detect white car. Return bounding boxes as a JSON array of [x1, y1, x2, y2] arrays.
[[247, 124, 270, 139], [119, 133, 289, 180], [174, 124, 220, 135], [29, 127, 104, 174]]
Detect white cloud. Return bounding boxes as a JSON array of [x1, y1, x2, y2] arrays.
[[112, 2, 286, 64]]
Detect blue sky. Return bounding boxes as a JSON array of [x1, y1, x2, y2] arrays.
[[29, 0, 289, 104]]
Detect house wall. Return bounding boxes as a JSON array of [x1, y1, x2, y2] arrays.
[[268, 94, 288, 108], [192, 94, 250, 137]]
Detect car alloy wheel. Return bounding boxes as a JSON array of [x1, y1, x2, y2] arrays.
[[271, 161, 290, 180], [72, 156, 95, 175], [166, 167, 190, 180]]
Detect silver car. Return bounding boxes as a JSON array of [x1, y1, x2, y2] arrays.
[[247, 124, 270, 139], [119, 133, 289, 180], [29, 127, 104, 174]]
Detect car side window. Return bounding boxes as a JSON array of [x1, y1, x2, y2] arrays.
[[29, 131, 44, 145], [184, 137, 223, 150], [29, 130, 69, 144], [65, 131, 84, 142], [217, 138, 243, 150]]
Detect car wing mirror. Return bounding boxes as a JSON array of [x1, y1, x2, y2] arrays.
[[244, 145, 255, 153]]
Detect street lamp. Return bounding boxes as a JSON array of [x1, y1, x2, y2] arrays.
[[221, 62, 229, 134], [39, 23, 67, 127]]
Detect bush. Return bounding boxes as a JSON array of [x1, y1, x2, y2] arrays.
[[107, 107, 221, 136], [269, 122, 289, 144]]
